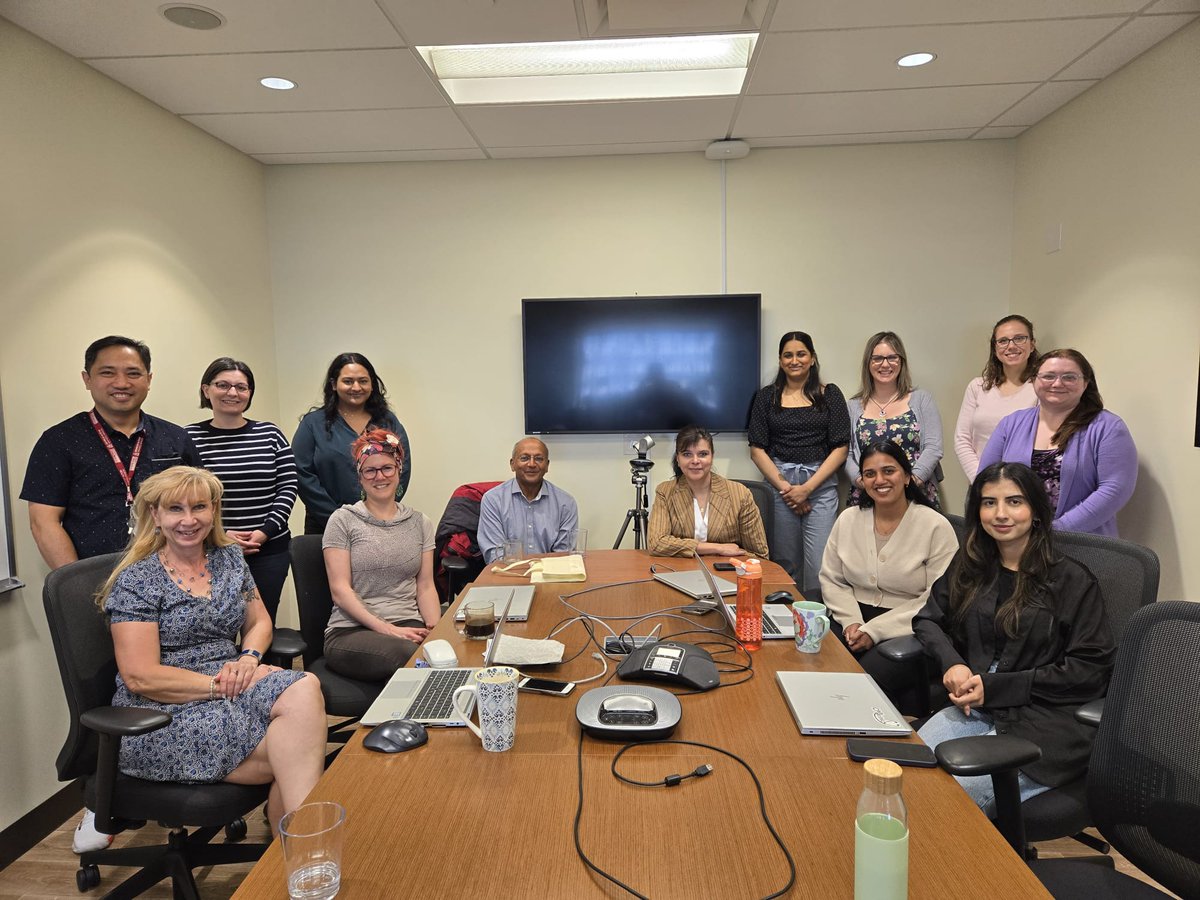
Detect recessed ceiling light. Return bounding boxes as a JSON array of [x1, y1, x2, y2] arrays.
[[260, 77, 296, 91], [160, 4, 224, 30], [417, 34, 758, 104], [897, 52, 936, 68]]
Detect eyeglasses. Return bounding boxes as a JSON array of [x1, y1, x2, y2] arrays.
[[994, 335, 1031, 349], [360, 464, 398, 479], [209, 381, 250, 394], [870, 355, 901, 366], [516, 455, 547, 464], [1036, 372, 1083, 386]]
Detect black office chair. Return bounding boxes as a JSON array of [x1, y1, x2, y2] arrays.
[[933, 531, 1160, 859], [289, 535, 385, 741], [731, 478, 775, 559], [44, 554, 268, 898], [433, 480, 503, 607]]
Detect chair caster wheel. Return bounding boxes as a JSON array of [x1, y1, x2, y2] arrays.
[[76, 864, 101, 891], [225, 818, 248, 842]]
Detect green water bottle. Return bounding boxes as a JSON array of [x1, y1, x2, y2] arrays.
[[855, 758, 908, 900]]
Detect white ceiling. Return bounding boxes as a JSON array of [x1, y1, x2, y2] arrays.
[[3, 0, 1196, 164]]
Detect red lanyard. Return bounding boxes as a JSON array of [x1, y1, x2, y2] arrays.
[[89, 410, 144, 506]]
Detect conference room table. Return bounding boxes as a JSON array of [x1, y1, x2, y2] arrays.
[[233, 549, 1050, 899]]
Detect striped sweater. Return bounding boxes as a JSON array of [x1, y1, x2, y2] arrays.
[[186, 419, 298, 554]]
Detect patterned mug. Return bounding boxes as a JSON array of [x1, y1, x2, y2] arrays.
[[451, 665, 519, 752], [792, 601, 831, 654]]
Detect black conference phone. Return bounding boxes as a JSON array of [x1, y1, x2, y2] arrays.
[[616, 641, 720, 692]]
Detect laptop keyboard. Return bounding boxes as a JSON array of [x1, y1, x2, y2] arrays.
[[762, 614, 782, 635], [407, 668, 473, 720]]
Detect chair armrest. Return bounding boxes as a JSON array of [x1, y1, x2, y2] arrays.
[[443, 555, 469, 574], [267, 628, 306, 665], [1075, 698, 1104, 728], [935, 734, 1041, 777], [80, 706, 171, 737], [875, 634, 924, 663]]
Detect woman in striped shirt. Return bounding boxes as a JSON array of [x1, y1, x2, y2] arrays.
[[188, 358, 299, 621]]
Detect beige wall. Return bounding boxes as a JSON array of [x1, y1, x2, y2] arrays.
[[1011, 19, 1200, 600], [0, 20, 277, 829], [264, 141, 1014, 552]]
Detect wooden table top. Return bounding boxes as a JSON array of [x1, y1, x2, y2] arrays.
[[233, 550, 1049, 899]]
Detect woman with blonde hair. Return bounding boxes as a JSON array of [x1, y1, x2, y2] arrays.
[[99, 467, 325, 835]]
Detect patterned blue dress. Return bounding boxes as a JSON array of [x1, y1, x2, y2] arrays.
[[106, 543, 305, 783]]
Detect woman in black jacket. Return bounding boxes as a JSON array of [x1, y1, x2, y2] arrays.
[[914, 461, 1114, 815]]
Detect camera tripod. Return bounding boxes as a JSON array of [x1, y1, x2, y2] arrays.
[[612, 454, 655, 550]]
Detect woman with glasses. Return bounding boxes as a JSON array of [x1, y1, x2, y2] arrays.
[[953, 315, 1039, 482], [188, 358, 298, 622], [322, 429, 440, 679], [293, 352, 411, 535], [980, 349, 1137, 537], [845, 331, 944, 509]]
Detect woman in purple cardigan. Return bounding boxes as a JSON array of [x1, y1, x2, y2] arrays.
[[980, 349, 1136, 536]]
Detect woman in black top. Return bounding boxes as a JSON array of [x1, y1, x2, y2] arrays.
[[914, 462, 1114, 815], [748, 332, 851, 592]]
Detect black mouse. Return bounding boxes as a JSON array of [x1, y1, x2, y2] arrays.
[[363, 719, 428, 753], [765, 590, 795, 604]]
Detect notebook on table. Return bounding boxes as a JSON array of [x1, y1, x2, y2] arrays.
[[775, 671, 911, 736], [690, 551, 795, 640], [361, 591, 515, 727]]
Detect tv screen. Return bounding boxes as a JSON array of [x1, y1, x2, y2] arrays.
[[522, 294, 761, 435]]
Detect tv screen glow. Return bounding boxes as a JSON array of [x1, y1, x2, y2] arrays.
[[522, 294, 761, 434]]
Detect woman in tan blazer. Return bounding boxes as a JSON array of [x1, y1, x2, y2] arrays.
[[648, 425, 769, 558]]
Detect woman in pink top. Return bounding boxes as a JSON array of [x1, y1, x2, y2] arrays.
[[953, 315, 1039, 481]]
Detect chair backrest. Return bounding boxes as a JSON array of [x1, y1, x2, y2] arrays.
[[289, 535, 335, 668], [732, 479, 775, 557], [943, 512, 968, 548], [1054, 530, 1159, 644], [1087, 600, 1200, 898], [42, 553, 123, 782], [433, 480, 503, 604]]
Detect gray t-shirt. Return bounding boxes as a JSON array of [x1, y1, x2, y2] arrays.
[[322, 501, 435, 635]]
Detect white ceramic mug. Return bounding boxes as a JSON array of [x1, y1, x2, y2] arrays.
[[451, 665, 519, 752]]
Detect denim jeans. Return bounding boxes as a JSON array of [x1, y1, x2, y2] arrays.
[[768, 460, 839, 593], [918, 705, 1051, 817]]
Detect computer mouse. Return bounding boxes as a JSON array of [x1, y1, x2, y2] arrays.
[[363, 719, 429, 753], [766, 590, 795, 604]]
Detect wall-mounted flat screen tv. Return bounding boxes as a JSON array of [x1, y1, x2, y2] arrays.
[[522, 294, 761, 435]]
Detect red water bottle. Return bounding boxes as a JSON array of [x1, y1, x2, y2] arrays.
[[734, 558, 763, 651]]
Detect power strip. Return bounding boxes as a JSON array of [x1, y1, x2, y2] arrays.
[[603, 636, 659, 655]]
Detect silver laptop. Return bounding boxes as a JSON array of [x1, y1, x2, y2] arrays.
[[361, 591, 514, 727], [653, 567, 737, 601], [691, 552, 795, 640], [776, 671, 911, 736], [453, 584, 535, 622]]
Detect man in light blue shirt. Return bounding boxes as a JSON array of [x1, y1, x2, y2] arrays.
[[478, 438, 579, 563]]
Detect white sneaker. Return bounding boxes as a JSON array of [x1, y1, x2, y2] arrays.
[[72, 808, 114, 854]]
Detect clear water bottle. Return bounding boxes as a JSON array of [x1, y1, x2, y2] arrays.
[[734, 558, 763, 651], [855, 758, 908, 900]]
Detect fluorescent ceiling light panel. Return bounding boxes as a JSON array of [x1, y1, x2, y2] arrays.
[[418, 34, 756, 104]]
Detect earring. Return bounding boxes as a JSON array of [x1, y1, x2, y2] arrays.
[[359, 488, 366, 501], [153, 526, 160, 535], [1033, 518, 1042, 527]]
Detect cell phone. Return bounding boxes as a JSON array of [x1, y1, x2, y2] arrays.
[[713, 562, 736, 571], [518, 677, 576, 696], [846, 738, 937, 768]]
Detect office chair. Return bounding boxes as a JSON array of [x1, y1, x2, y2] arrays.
[[288, 535, 385, 741], [932, 531, 1160, 860], [44, 554, 268, 898], [731, 478, 775, 559], [434, 480, 502, 606]]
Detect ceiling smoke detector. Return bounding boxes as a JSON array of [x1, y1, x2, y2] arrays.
[[705, 139, 750, 160], [160, 5, 225, 30]]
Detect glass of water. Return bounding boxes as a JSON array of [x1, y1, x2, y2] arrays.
[[280, 801, 346, 900]]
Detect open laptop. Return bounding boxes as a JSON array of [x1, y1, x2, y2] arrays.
[[453, 584, 535, 622], [361, 591, 515, 727], [653, 566, 737, 601], [776, 671, 911, 736], [691, 552, 795, 640]]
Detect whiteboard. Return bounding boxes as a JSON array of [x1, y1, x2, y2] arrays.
[[0, 386, 22, 593]]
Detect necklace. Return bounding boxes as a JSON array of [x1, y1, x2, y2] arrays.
[[871, 391, 901, 418], [160, 551, 212, 596]]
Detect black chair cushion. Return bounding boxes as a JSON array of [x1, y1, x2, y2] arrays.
[[86, 775, 269, 829], [1031, 858, 1171, 899], [1024, 776, 1091, 842], [309, 658, 384, 718]]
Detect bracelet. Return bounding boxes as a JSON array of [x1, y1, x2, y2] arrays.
[[239, 649, 262, 662], [209, 677, 216, 701]]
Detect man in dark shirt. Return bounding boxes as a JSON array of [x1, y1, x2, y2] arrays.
[[22, 335, 201, 568]]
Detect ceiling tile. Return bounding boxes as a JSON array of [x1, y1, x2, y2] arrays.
[[1142, 0, 1200, 11], [0, 0, 403, 57], [769, 0, 1142, 31], [750, 19, 1122, 94], [87, 49, 445, 115], [988, 80, 1097, 126], [489, 140, 712, 158], [1056, 13, 1198, 79], [973, 126, 1029, 138], [376, 0, 583, 45], [253, 149, 487, 164], [458, 98, 737, 147], [181, 108, 479, 154], [748, 129, 979, 147], [735, 84, 1034, 136]]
